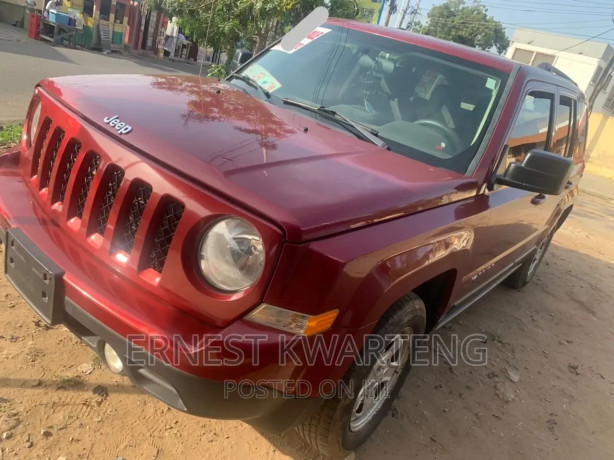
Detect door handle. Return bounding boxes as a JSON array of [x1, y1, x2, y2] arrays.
[[531, 193, 547, 205]]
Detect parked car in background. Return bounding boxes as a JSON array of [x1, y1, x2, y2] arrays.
[[0, 18, 585, 458], [230, 48, 253, 72]]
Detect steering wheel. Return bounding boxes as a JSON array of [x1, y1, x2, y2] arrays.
[[414, 118, 463, 154]]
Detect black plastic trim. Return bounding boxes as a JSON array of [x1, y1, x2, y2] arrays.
[[61, 299, 320, 432]]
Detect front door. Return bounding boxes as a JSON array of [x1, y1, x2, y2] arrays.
[[473, 83, 564, 288]]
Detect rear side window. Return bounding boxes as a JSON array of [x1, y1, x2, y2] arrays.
[[506, 91, 553, 165], [552, 96, 575, 157]]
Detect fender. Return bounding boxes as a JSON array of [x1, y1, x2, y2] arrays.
[[263, 197, 483, 331], [342, 231, 469, 329]]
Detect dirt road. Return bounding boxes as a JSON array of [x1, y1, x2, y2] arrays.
[[1, 193, 613, 459]]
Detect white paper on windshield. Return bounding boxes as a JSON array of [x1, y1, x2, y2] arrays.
[[242, 64, 283, 93], [273, 27, 331, 54]]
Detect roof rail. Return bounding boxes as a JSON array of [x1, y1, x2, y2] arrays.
[[537, 62, 577, 86]]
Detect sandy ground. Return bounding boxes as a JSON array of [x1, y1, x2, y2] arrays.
[[0, 193, 613, 460]]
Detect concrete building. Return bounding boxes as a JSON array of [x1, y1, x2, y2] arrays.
[[507, 28, 614, 115], [0, 0, 28, 27]]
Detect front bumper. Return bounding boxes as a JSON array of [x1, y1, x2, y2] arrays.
[[1, 226, 319, 432], [0, 148, 323, 432]]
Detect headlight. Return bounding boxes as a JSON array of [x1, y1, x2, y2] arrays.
[[199, 217, 265, 292], [29, 98, 41, 146]]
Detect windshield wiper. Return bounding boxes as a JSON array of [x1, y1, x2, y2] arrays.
[[228, 74, 271, 100], [281, 98, 387, 148]]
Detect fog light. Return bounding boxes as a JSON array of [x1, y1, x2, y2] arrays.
[[104, 343, 124, 374]]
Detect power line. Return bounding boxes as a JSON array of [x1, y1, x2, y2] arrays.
[[554, 27, 614, 54], [480, 4, 611, 16], [569, 0, 614, 6], [484, 0, 613, 10], [422, 17, 614, 33]]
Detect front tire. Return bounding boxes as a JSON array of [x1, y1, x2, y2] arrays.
[[297, 293, 426, 458]]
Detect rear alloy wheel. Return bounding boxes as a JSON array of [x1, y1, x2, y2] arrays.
[[297, 293, 426, 458], [504, 232, 553, 289]]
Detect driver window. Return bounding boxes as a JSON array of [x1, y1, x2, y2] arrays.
[[503, 91, 553, 170]]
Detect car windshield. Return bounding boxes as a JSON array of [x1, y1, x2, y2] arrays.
[[234, 25, 509, 174]]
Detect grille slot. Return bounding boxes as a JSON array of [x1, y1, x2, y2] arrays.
[[148, 200, 184, 272], [94, 166, 125, 235], [40, 127, 65, 190], [73, 153, 101, 219], [30, 118, 51, 177], [54, 140, 81, 203], [112, 181, 152, 254]]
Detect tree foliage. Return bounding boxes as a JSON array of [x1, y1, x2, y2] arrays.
[[157, 0, 359, 65], [420, 0, 510, 54]]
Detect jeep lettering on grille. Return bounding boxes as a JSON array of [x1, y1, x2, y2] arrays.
[[103, 115, 133, 135]]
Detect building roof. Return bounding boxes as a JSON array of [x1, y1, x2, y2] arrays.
[[512, 28, 614, 61]]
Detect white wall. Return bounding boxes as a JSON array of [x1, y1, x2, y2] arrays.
[[506, 43, 601, 93]]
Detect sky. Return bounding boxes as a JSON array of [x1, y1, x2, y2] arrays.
[[383, 0, 614, 48]]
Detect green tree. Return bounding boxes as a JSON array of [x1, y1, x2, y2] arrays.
[[420, 0, 510, 54], [157, 0, 358, 73]]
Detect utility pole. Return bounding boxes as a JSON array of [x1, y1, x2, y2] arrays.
[[587, 7, 614, 112], [396, 0, 411, 28], [384, 0, 397, 27], [408, 0, 421, 32]]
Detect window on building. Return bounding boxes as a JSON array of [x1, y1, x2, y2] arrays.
[[511, 48, 556, 67], [512, 48, 534, 64], [114, 2, 125, 24], [505, 92, 553, 167], [532, 52, 556, 67], [100, 0, 111, 21], [552, 96, 574, 157], [591, 66, 603, 84], [602, 72, 613, 92], [83, 0, 93, 17], [604, 85, 614, 112]]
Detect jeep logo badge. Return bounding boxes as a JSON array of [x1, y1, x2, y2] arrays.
[[103, 115, 133, 135]]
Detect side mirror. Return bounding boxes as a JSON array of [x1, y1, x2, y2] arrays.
[[494, 149, 573, 195]]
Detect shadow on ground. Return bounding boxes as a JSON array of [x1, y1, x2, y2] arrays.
[[0, 39, 75, 64]]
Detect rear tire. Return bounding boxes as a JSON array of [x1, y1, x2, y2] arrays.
[[297, 293, 426, 458], [504, 232, 553, 289]]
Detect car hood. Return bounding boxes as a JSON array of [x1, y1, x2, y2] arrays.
[[40, 75, 477, 242]]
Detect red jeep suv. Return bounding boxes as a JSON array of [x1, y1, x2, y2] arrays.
[[0, 19, 584, 457]]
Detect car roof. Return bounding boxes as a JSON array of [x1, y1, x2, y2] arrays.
[[516, 64, 584, 96]]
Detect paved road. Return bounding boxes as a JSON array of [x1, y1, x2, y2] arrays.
[[0, 22, 205, 121]]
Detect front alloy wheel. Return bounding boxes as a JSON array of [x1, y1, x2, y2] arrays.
[[349, 327, 412, 432], [297, 293, 426, 458]]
